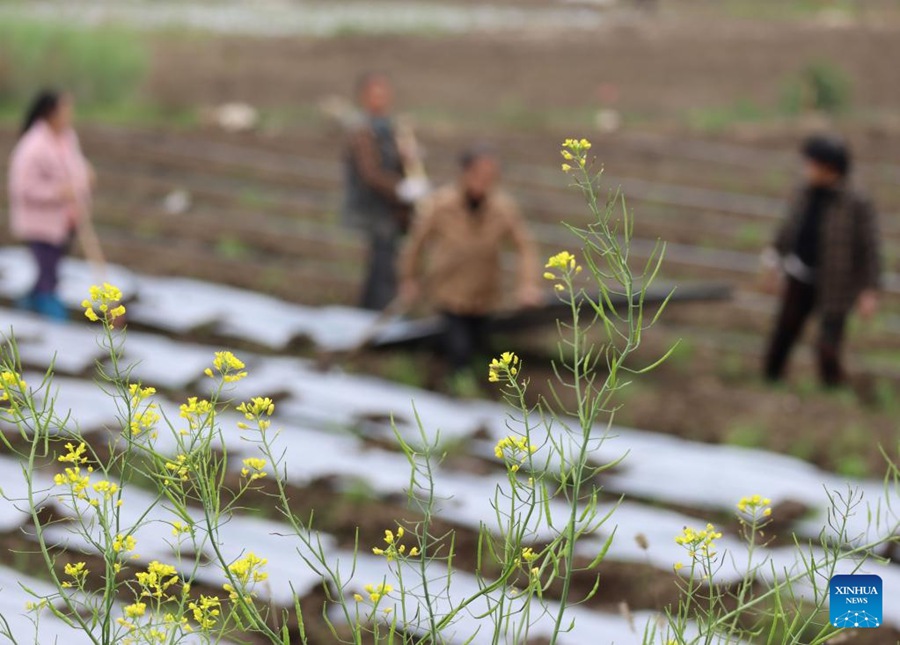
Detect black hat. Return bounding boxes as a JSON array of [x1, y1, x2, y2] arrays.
[[802, 134, 851, 177]]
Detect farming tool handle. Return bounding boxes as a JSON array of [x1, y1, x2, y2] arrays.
[[58, 151, 108, 282], [395, 117, 428, 180]]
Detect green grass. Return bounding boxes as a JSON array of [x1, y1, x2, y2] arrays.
[[684, 0, 863, 22], [725, 420, 767, 448], [683, 60, 852, 133], [0, 18, 148, 108], [684, 98, 770, 134]]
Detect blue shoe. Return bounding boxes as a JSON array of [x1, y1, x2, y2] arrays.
[[32, 293, 68, 322]]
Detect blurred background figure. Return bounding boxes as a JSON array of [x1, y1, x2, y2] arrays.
[[341, 71, 429, 311], [399, 145, 540, 394], [8, 89, 93, 321], [761, 134, 881, 387]]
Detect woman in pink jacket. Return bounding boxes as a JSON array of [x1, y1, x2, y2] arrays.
[[8, 90, 92, 320]]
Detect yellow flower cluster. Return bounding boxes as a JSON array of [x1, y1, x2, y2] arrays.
[[494, 435, 537, 473], [188, 595, 221, 630], [675, 523, 723, 560], [130, 408, 160, 438], [488, 351, 519, 383], [372, 525, 420, 562], [543, 251, 582, 292], [362, 582, 393, 603], [229, 552, 268, 585], [92, 479, 119, 501], [240, 457, 267, 481], [127, 384, 159, 438], [179, 397, 213, 432], [236, 396, 275, 431], [54, 467, 91, 500], [25, 599, 48, 612], [224, 552, 268, 601], [58, 441, 88, 465], [737, 494, 773, 518], [113, 533, 137, 555], [204, 351, 247, 383], [560, 138, 592, 172], [62, 561, 88, 589], [124, 602, 146, 619], [171, 521, 192, 537], [129, 384, 156, 405], [54, 443, 93, 501], [135, 561, 180, 599], [82, 283, 126, 323], [515, 546, 539, 568], [164, 454, 191, 483], [0, 370, 26, 402]]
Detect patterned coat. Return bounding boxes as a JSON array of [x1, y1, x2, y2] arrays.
[[340, 116, 411, 238], [773, 183, 882, 316]]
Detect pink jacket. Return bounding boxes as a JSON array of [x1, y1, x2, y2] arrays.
[[8, 121, 91, 245]]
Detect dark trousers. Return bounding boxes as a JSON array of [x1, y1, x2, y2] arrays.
[[443, 313, 489, 374], [360, 233, 398, 311], [764, 276, 847, 387], [28, 241, 67, 295]]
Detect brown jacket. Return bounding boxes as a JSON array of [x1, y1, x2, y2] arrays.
[[774, 183, 881, 316], [399, 185, 539, 316]]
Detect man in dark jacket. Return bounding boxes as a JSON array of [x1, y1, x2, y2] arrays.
[[761, 135, 881, 386], [342, 72, 428, 310]]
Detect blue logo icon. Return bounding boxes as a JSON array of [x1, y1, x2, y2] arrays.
[[829, 574, 882, 629]]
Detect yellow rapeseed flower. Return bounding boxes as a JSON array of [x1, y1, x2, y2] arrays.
[[135, 561, 180, 599], [171, 521, 192, 537], [228, 552, 268, 586], [240, 457, 267, 481], [54, 465, 91, 500], [204, 351, 247, 382], [179, 397, 214, 431], [0, 370, 26, 402], [82, 283, 125, 324], [488, 351, 519, 383], [545, 251, 579, 273], [92, 480, 119, 500], [124, 602, 146, 619], [129, 406, 160, 437], [112, 533, 137, 554], [236, 396, 275, 431], [63, 561, 88, 587], [494, 435, 537, 472], [128, 383, 156, 404], [737, 494, 773, 518], [363, 582, 393, 603], [58, 442, 89, 465], [188, 595, 221, 630], [164, 454, 191, 483], [372, 524, 417, 562], [675, 523, 723, 560]]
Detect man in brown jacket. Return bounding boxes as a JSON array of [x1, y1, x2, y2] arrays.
[[341, 72, 428, 310], [761, 135, 881, 386], [399, 146, 541, 385]]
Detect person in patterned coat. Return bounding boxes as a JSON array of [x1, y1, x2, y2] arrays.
[[761, 135, 881, 386]]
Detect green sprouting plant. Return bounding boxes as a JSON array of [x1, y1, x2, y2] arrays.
[[780, 62, 852, 116], [0, 139, 897, 645]]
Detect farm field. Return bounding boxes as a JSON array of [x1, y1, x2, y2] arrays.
[[1, 1, 900, 642]]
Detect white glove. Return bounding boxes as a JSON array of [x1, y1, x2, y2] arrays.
[[396, 177, 431, 204]]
